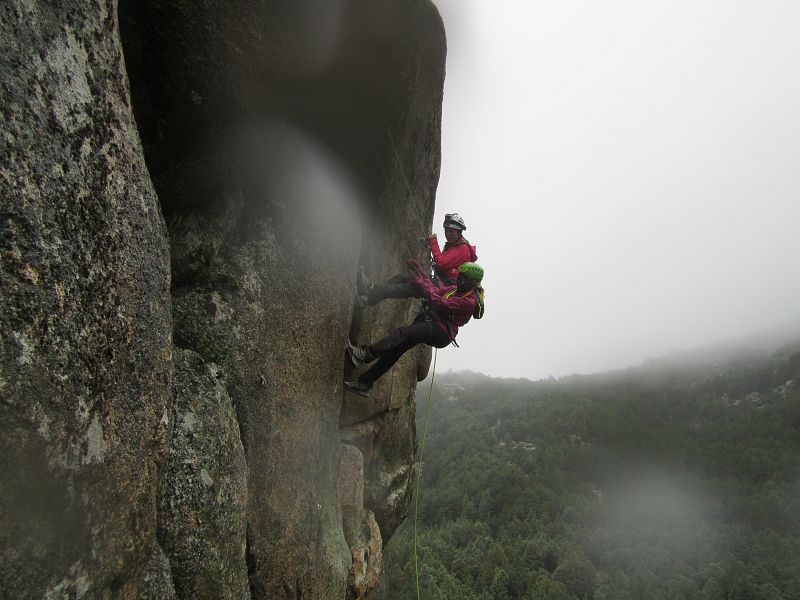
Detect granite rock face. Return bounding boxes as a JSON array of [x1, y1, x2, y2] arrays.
[[137, 545, 178, 600], [340, 445, 383, 600], [158, 348, 249, 599], [1, 1, 445, 598], [0, 1, 172, 597]]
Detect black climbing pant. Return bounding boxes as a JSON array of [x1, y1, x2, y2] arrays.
[[367, 275, 421, 305], [367, 274, 455, 306], [358, 317, 451, 386]]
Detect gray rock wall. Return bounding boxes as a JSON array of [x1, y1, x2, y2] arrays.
[[0, 1, 172, 596], [158, 349, 249, 599], [1, 1, 445, 598]]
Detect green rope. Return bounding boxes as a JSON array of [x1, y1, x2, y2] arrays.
[[413, 347, 438, 599], [373, 108, 440, 596]]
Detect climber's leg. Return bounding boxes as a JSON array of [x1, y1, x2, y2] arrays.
[[359, 274, 421, 306], [357, 319, 448, 387]]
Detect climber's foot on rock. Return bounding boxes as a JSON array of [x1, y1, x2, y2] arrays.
[[357, 266, 374, 296], [344, 380, 371, 397], [346, 339, 370, 367]]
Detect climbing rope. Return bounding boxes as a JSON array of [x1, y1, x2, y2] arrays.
[[413, 347, 437, 600], [374, 108, 440, 597]]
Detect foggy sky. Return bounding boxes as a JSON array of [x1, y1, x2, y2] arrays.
[[430, 0, 800, 380]]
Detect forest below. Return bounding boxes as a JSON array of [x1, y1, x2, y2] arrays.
[[385, 338, 800, 599]]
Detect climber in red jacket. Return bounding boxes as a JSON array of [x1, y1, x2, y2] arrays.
[[358, 213, 477, 306], [344, 261, 484, 397], [428, 213, 478, 284]]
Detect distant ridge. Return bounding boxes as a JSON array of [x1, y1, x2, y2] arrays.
[[436, 327, 800, 384]]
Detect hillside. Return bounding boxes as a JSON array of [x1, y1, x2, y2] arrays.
[[386, 340, 800, 599]]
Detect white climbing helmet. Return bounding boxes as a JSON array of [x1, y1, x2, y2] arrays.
[[443, 213, 466, 231]]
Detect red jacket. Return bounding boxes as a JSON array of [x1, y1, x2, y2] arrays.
[[428, 238, 478, 282], [415, 276, 477, 340]]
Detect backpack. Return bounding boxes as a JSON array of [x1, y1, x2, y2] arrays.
[[445, 286, 485, 320]]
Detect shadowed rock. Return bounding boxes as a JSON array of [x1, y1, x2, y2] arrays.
[[1, 0, 445, 597], [120, 0, 445, 596]]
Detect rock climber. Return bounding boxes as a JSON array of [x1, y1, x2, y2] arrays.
[[428, 213, 478, 284], [358, 212, 477, 306], [344, 261, 484, 397]]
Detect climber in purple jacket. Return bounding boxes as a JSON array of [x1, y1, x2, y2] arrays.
[[344, 261, 484, 397]]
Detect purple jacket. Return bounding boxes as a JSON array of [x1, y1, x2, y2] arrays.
[[415, 276, 477, 340]]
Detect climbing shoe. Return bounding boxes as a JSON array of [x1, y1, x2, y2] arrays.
[[356, 294, 369, 309], [344, 380, 371, 397], [346, 339, 370, 367], [357, 266, 374, 295]]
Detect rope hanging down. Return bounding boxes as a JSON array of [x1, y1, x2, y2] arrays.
[[413, 347, 437, 600], [376, 110, 439, 598]]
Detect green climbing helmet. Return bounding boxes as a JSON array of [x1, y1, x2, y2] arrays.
[[458, 262, 484, 283]]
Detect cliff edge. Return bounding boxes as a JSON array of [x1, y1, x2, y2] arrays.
[[0, 1, 446, 598]]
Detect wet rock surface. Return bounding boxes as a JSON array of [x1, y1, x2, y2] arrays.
[[1, 1, 445, 598], [0, 1, 171, 596]]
